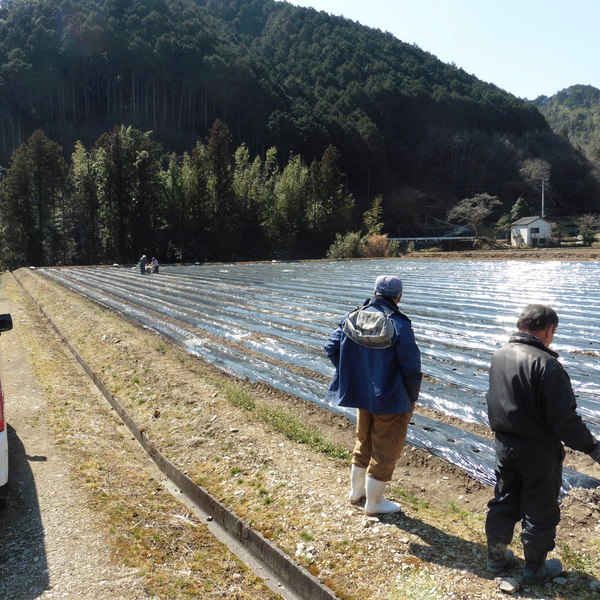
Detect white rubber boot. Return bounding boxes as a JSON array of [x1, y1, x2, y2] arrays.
[[349, 465, 367, 505], [365, 476, 402, 516]]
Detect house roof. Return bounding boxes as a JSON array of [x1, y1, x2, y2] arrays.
[[511, 216, 549, 226]]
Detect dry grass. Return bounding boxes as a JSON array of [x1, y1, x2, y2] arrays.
[[3, 271, 279, 599]]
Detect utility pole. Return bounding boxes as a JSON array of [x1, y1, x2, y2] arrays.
[[541, 178, 549, 218]]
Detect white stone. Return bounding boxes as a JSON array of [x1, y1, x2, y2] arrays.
[[498, 577, 520, 594]]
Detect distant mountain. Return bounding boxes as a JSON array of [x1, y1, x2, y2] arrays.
[[0, 0, 598, 223], [533, 85, 600, 164]]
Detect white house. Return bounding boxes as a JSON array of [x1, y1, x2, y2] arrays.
[[510, 216, 552, 247]]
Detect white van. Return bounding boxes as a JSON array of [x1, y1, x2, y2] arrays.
[[0, 313, 14, 508]]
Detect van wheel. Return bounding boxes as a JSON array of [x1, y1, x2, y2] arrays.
[[0, 481, 8, 508]]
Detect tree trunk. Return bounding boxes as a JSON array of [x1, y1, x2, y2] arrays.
[[178, 85, 184, 131]]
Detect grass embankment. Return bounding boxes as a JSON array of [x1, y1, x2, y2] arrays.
[[3, 271, 279, 599]]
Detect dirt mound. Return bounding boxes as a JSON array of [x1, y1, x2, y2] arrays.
[[405, 246, 600, 261]]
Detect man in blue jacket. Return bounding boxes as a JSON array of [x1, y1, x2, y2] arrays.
[[324, 275, 422, 516]]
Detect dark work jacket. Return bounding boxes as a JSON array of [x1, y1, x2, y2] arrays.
[[487, 332, 596, 452]]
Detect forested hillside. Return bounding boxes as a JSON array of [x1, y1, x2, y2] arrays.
[[0, 0, 598, 267], [534, 85, 600, 165]]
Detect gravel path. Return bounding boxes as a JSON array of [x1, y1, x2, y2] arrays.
[[0, 284, 147, 600]]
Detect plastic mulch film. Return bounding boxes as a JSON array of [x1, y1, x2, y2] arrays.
[[39, 259, 600, 493]]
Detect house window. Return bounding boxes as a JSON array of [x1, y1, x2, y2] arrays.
[[530, 227, 540, 233]]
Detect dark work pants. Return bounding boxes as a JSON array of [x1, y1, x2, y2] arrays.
[[485, 433, 564, 556]]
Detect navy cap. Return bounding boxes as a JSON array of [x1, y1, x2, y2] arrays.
[[374, 275, 403, 296]]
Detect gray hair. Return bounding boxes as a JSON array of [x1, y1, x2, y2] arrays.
[[517, 304, 559, 332]]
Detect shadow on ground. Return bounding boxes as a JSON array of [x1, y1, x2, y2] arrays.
[[0, 424, 49, 599]]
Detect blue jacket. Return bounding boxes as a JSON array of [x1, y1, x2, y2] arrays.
[[324, 297, 422, 414]]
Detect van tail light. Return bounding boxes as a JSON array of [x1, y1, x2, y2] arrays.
[[0, 382, 4, 433]]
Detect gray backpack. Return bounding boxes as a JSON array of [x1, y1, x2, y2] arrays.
[[342, 303, 396, 349]]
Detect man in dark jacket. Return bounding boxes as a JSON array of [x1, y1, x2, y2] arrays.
[[485, 304, 600, 582], [324, 275, 422, 516], [139, 255, 147, 274]]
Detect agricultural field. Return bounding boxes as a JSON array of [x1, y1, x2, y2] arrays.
[[41, 256, 600, 491], [3, 253, 600, 599]]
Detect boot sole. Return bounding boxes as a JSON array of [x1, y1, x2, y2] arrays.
[[523, 572, 563, 583], [365, 509, 402, 516]]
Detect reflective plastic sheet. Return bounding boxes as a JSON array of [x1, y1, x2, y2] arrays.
[[40, 259, 600, 492]]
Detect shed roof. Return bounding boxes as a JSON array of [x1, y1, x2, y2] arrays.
[[511, 216, 549, 226]]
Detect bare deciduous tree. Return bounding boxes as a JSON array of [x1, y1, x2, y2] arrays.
[[447, 193, 502, 239]]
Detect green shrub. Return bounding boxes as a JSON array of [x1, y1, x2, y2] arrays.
[[326, 232, 362, 259]]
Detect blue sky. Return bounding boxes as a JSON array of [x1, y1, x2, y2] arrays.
[[279, 0, 599, 100]]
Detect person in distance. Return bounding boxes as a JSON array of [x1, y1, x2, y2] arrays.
[[324, 275, 422, 516], [485, 303, 600, 582], [139, 254, 148, 274]]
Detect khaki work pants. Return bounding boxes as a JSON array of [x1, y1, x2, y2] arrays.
[[352, 408, 413, 482]]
